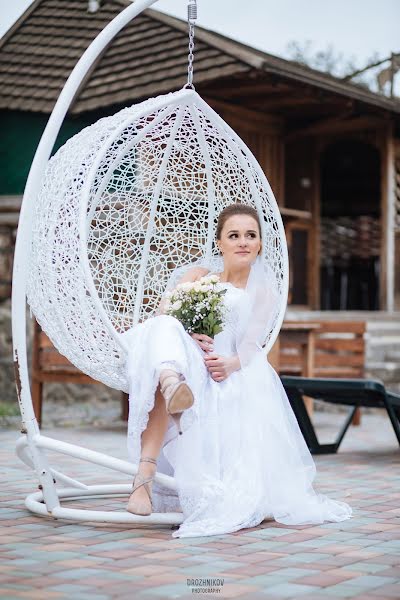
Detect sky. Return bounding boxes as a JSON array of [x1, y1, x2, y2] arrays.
[[0, 0, 399, 91]]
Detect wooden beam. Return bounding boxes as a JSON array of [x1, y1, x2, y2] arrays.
[[280, 207, 313, 220], [254, 93, 354, 113], [256, 96, 321, 111], [202, 81, 290, 99], [204, 96, 284, 133], [285, 114, 387, 141]]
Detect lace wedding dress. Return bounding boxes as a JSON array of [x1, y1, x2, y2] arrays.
[[121, 281, 352, 538]]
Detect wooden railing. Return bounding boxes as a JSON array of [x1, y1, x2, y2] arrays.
[[279, 320, 366, 425], [279, 321, 366, 378], [31, 317, 367, 427]]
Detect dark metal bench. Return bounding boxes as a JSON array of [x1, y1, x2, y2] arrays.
[[281, 376, 400, 454]]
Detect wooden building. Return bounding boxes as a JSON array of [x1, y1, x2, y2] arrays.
[[1, 0, 400, 314]]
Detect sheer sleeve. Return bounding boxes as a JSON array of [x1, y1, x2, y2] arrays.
[[236, 256, 280, 368], [154, 265, 191, 316], [154, 260, 216, 316]]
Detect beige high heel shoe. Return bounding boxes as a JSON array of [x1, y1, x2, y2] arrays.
[[160, 369, 194, 435], [126, 456, 157, 516]]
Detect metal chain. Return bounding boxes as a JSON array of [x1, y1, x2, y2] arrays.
[[185, 0, 197, 89]]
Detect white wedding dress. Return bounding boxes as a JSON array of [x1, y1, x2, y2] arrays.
[[121, 281, 352, 538]]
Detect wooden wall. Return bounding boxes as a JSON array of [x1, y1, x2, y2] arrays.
[[206, 98, 285, 203]]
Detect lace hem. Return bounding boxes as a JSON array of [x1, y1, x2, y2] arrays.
[[127, 357, 199, 479]]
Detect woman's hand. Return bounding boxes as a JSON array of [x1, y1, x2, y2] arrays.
[[191, 333, 214, 353], [204, 353, 240, 382]]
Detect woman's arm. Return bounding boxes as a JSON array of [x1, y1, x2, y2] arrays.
[[156, 266, 210, 316], [156, 295, 169, 316]]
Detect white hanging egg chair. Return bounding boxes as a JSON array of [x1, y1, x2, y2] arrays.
[[13, 0, 288, 524]]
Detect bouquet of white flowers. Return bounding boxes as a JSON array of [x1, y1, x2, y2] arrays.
[[164, 274, 227, 337]]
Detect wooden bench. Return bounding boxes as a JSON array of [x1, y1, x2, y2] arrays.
[[31, 320, 128, 426], [282, 376, 400, 453], [0, 196, 20, 301], [279, 320, 366, 425]]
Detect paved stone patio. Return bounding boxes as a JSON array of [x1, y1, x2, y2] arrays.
[[1, 410, 400, 599]]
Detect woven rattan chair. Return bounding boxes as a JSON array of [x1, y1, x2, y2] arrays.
[[13, 0, 288, 525]]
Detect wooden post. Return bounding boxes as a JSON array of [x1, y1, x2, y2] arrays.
[[31, 379, 43, 426], [121, 392, 129, 421], [268, 336, 280, 372], [31, 320, 43, 425], [383, 124, 395, 312]]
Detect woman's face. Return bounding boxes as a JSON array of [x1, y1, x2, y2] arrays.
[[217, 214, 262, 267]]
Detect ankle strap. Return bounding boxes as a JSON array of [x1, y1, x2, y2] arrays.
[[139, 456, 157, 465]]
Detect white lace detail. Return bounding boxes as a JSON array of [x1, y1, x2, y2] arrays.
[[124, 287, 353, 537], [214, 282, 245, 356]]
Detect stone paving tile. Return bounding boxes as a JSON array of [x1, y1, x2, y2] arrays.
[[261, 581, 321, 597], [323, 584, 368, 598], [47, 583, 96, 593], [346, 562, 397, 575], [1, 411, 400, 599], [369, 584, 400, 597], [343, 574, 399, 588]]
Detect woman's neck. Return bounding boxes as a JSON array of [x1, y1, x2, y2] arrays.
[[219, 264, 250, 289]]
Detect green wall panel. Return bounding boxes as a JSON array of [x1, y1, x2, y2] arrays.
[[0, 110, 103, 195]]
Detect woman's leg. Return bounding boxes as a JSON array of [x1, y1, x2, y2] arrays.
[[141, 384, 169, 458], [128, 385, 169, 512], [127, 316, 194, 513]]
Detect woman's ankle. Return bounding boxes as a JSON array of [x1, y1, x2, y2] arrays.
[[138, 456, 157, 474], [160, 368, 179, 378], [159, 369, 180, 389]]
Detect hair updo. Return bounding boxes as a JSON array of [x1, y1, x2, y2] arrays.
[[216, 203, 262, 240]]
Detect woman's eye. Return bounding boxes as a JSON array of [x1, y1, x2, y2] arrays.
[[227, 233, 256, 239]]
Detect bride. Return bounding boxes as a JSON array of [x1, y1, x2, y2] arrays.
[[121, 203, 352, 538]]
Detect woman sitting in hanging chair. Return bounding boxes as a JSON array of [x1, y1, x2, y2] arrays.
[[122, 202, 352, 538]]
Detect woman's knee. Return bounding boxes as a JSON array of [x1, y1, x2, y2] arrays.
[[152, 314, 181, 328], [146, 314, 183, 338]]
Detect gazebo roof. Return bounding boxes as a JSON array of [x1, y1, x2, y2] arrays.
[[0, 0, 399, 116]]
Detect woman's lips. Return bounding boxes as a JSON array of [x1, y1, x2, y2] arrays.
[[236, 251, 250, 254]]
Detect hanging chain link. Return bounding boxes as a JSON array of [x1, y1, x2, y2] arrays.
[[185, 0, 197, 89]]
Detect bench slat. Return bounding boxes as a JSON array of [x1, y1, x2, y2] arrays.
[[279, 320, 366, 379]]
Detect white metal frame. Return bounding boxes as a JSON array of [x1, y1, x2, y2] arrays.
[[12, 0, 186, 525], [12, 0, 289, 524]]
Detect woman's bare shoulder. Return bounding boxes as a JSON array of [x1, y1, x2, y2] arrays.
[[178, 266, 210, 284]]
